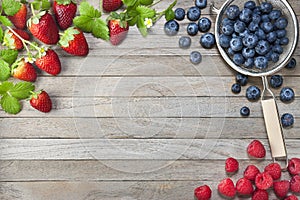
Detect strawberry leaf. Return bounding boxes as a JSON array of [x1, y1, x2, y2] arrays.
[[137, 17, 148, 37], [78, 1, 101, 18], [0, 60, 11, 81], [0, 27, 3, 43], [0, 94, 21, 114], [2, 0, 21, 16], [0, 81, 14, 95], [73, 16, 93, 32], [31, 0, 51, 11], [92, 19, 109, 40], [140, 0, 153, 6], [0, 49, 18, 66], [122, 0, 138, 7], [9, 82, 35, 100], [0, 16, 13, 27], [136, 6, 155, 18]]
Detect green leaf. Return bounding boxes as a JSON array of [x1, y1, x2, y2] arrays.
[[0, 81, 14, 95], [78, 1, 101, 18], [165, 8, 175, 21], [0, 27, 3, 43], [140, 0, 153, 5], [136, 6, 156, 18], [2, 0, 21, 16], [0, 60, 11, 81], [0, 16, 13, 27], [9, 81, 35, 100], [122, 0, 138, 7], [0, 94, 21, 114], [73, 16, 94, 32], [92, 19, 109, 40], [137, 17, 148, 37], [0, 49, 18, 66], [41, 0, 51, 10]]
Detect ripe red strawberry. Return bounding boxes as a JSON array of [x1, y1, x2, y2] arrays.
[[218, 178, 236, 198], [59, 27, 89, 56], [244, 164, 260, 181], [288, 158, 300, 176], [102, 0, 123, 12], [4, 29, 30, 50], [225, 157, 239, 173], [35, 49, 61, 75], [30, 91, 52, 113], [290, 175, 300, 193], [194, 185, 212, 200], [247, 140, 266, 158], [236, 177, 254, 196], [28, 11, 59, 45], [12, 58, 37, 82], [8, 3, 27, 29], [108, 19, 129, 45], [264, 162, 282, 180], [252, 189, 269, 200], [285, 195, 299, 200], [273, 180, 290, 199], [53, 0, 77, 30], [255, 172, 273, 190]]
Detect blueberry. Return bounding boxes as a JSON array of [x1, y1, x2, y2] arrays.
[[187, 22, 199, 36], [222, 18, 234, 26], [255, 40, 270, 55], [252, 6, 261, 14], [239, 8, 252, 23], [280, 37, 289, 45], [164, 20, 179, 36], [242, 47, 255, 58], [275, 17, 288, 29], [236, 73, 248, 86], [174, 8, 185, 21], [281, 113, 294, 128], [285, 58, 296, 69], [261, 22, 274, 33], [222, 24, 234, 35], [239, 29, 250, 38], [265, 50, 273, 61], [230, 37, 243, 52], [248, 21, 259, 32], [252, 13, 261, 23], [190, 51, 202, 64], [273, 44, 283, 54], [243, 33, 258, 48], [195, 0, 207, 9], [219, 34, 231, 48], [270, 75, 283, 88], [276, 29, 287, 38], [233, 53, 245, 66], [267, 31, 277, 43], [240, 106, 250, 117], [271, 52, 280, 63], [269, 10, 282, 20], [231, 83, 241, 94], [246, 85, 261, 101], [178, 36, 191, 49], [226, 5, 240, 20], [244, 1, 256, 10], [227, 47, 235, 56], [198, 17, 211, 32], [261, 14, 270, 22], [260, 2, 273, 14], [245, 58, 254, 68], [187, 6, 201, 21], [280, 87, 295, 102], [200, 33, 215, 49], [254, 56, 268, 69], [255, 29, 266, 40], [234, 20, 246, 33]]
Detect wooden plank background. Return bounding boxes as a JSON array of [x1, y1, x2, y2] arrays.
[[0, 0, 299, 199]]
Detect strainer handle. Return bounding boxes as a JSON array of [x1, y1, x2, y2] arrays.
[[261, 76, 288, 169]]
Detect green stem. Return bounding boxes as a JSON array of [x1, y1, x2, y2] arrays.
[[30, 3, 36, 17], [149, 0, 163, 7]]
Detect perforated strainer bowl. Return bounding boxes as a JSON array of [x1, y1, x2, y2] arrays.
[[211, 0, 299, 168]]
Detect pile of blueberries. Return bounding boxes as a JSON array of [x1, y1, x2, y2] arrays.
[[219, 1, 290, 69]]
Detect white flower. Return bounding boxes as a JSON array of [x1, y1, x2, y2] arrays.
[[25, 56, 36, 63], [39, 47, 48, 57], [144, 18, 153, 29]]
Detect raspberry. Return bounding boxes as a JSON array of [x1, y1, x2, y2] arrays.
[[244, 164, 260, 181], [273, 180, 290, 199], [255, 172, 273, 190], [264, 162, 282, 180], [194, 185, 212, 200], [218, 178, 236, 198], [252, 189, 269, 200], [225, 157, 239, 173], [247, 140, 266, 158], [236, 177, 254, 196], [285, 195, 299, 200], [290, 175, 300, 193], [288, 158, 300, 176]]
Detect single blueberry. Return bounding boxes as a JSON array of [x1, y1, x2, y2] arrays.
[[271, 52, 280, 63], [231, 83, 241, 94], [270, 75, 283, 88], [275, 17, 288, 29], [267, 31, 277, 43], [265, 50, 273, 61], [252, 13, 261, 23], [261, 14, 270, 22], [252, 6, 261, 14], [233, 53, 245, 66], [248, 21, 259, 32], [246, 85, 261, 101], [198, 17, 211, 32], [227, 47, 235, 56], [276, 29, 287, 39], [190, 51, 202, 64], [280, 87, 295, 102], [255, 29, 266, 40], [174, 8, 185, 21], [281, 113, 294, 128], [280, 37, 289, 45], [239, 29, 250, 38], [226, 5, 240, 20], [273, 44, 283, 54], [236, 73, 248, 86], [243, 33, 258, 48], [230, 37, 243, 52], [187, 22, 199, 36], [244, 1, 256, 10], [234, 20, 246, 33], [261, 21, 274, 33], [242, 47, 255, 58], [254, 56, 268, 69], [260, 2, 273, 13], [239, 8, 252, 23], [269, 10, 282, 20], [187, 6, 201, 21], [195, 0, 207, 9], [222, 24, 234, 35], [164, 20, 179, 36], [219, 34, 231, 48], [255, 40, 270, 55], [240, 106, 250, 117], [179, 36, 192, 49], [200, 33, 216, 48], [222, 18, 235, 26], [245, 58, 254, 68], [285, 58, 296, 69]]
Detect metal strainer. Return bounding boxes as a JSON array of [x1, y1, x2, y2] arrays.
[[211, 0, 299, 168]]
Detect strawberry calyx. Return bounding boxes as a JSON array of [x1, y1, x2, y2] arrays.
[[29, 90, 43, 100], [2, 30, 16, 49], [58, 26, 80, 47], [55, 0, 76, 5], [107, 12, 129, 28]]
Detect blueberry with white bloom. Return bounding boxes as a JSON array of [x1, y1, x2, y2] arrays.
[[234, 20, 246, 33], [246, 85, 261, 101], [239, 8, 252, 23], [252, 13, 261, 23], [270, 75, 283, 88], [269, 10, 282, 20], [245, 58, 254, 68], [200, 33, 216, 48], [275, 17, 288, 29], [276, 30, 286, 39], [219, 34, 231, 48], [273, 44, 283, 54], [190, 51, 202, 64], [226, 5, 240, 20], [231, 83, 241, 94], [222, 24, 234, 35], [164, 20, 179, 36], [261, 14, 270, 22], [187, 23, 199, 36], [244, 1, 256, 10], [227, 47, 235, 56], [281, 113, 294, 128], [195, 0, 207, 9], [242, 47, 255, 58], [255, 29, 266, 40], [249, 21, 259, 32], [271, 53, 280, 63], [174, 8, 185, 21], [261, 21, 274, 33], [222, 18, 234, 26], [233, 53, 245, 66], [267, 32, 277, 43], [255, 40, 270, 55], [178, 36, 191, 49], [198, 17, 211, 32], [230, 37, 243, 52], [254, 56, 268, 69], [243, 33, 258, 48], [236, 73, 248, 86], [280, 37, 289, 45], [280, 87, 295, 102], [187, 6, 201, 21], [285, 58, 296, 69], [260, 2, 273, 13]]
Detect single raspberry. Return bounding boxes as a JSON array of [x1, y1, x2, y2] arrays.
[[252, 189, 269, 200], [247, 140, 266, 158], [273, 180, 290, 199], [255, 172, 273, 190], [218, 178, 236, 198], [225, 157, 239, 173], [236, 177, 254, 196], [244, 164, 260, 181], [194, 185, 212, 200], [290, 175, 300, 193], [285, 195, 299, 200], [288, 158, 300, 176], [264, 162, 282, 180]]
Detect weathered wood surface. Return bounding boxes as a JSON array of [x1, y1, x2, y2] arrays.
[[0, 0, 300, 199]]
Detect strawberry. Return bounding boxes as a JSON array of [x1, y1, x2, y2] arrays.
[[3, 29, 30, 50], [12, 58, 37, 82], [35, 49, 61, 76], [244, 164, 260, 181], [247, 140, 266, 158], [225, 157, 239, 173], [28, 11, 59, 45], [53, 0, 77, 30], [290, 175, 300, 193], [285, 195, 299, 200], [264, 162, 281, 180], [255, 172, 273, 190], [218, 178, 236, 198], [8, 3, 27, 29], [59, 27, 89, 56], [30, 90, 52, 113], [236, 177, 254, 196], [194, 185, 212, 200], [102, 0, 123, 12], [252, 189, 269, 200], [108, 19, 129, 45], [288, 158, 300, 176], [273, 180, 290, 199]]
